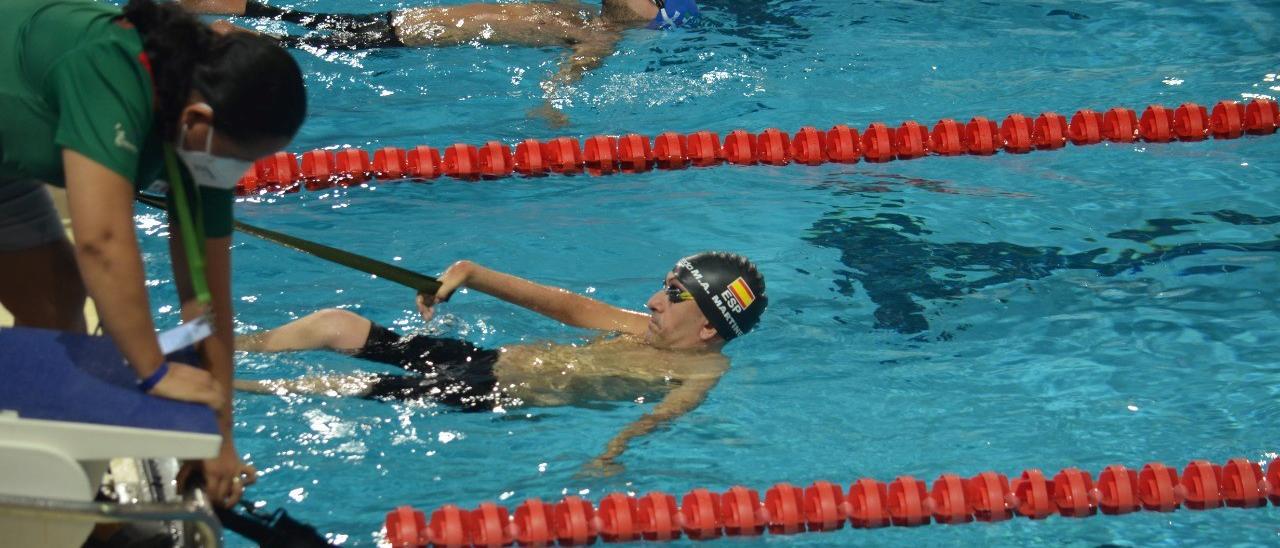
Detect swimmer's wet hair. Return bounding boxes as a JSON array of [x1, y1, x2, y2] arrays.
[[124, 0, 306, 142]]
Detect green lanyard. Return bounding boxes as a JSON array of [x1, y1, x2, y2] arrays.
[[163, 145, 211, 306]]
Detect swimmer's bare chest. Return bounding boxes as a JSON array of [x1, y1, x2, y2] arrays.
[[491, 338, 727, 407], [393, 4, 598, 48]]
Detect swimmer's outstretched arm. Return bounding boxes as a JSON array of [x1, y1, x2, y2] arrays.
[[588, 376, 720, 473], [533, 36, 623, 126], [423, 260, 651, 335]]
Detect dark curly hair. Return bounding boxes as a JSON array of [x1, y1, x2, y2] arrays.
[[123, 0, 306, 142]]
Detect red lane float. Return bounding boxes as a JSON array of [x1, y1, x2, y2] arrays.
[[965, 116, 1000, 155], [679, 488, 720, 540], [543, 137, 583, 174], [930, 119, 966, 155], [896, 121, 930, 159], [637, 492, 680, 542], [1001, 114, 1034, 154], [513, 499, 553, 546], [722, 129, 757, 165], [1245, 98, 1278, 133], [929, 474, 971, 524], [756, 128, 791, 166], [1051, 468, 1096, 518], [764, 483, 805, 535], [406, 146, 442, 179], [427, 505, 468, 548], [238, 98, 1280, 196], [804, 481, 845, 531], [652, 132, 689, 170], [513, 139, 549, 176], [372, 147, 406, 181], [299, 149, 337, 190], [887, 476, 930, 526], [256, 151, 301, 193], [1011, 469, 1054, 519], [1104, 107, 1139, 142], [1096, 465, 1140, 515], [554, 496, 595, 546], [719, 486, 764, 537], [582, 135, 619, 175], [1174, 102, 1209, 141], [617, 134, 653, 173], [597, 493, 639, 543], [790, 126, 826, 165], [386, 506, 427, 548], [1140, 104, 1176, 142], [861, 123, 896, 163], [686, 130, 722, 167], [847, 478, 890, 529], [1033, 112, 1068, 150], [442, 144, 480, 180], [966, 471, 1012, 522], [826, 125, 861, 163], [477, 141, 513, 179], [1068, 110, 1104, 146], [470, 503, 512, 547], [1222, 458, 1266, 508], [333, 148, 371, 185], [385, 458, 1280, 546], [1211, 100, 1247, 139]]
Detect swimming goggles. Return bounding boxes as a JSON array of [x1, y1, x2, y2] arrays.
[[663, 282, 695, 303]]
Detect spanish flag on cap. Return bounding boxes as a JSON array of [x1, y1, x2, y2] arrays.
[[727, 277, 756, 310]]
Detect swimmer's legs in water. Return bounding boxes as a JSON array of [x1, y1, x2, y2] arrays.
[[244, 1, 404, 49], [236, 308, 372, 353], [235, 310, 379, 396], [244, 1, 391, 33], [233, 375, 377, 397]]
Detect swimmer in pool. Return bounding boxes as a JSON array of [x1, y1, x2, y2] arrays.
[[182, 0, 701, 126], [235, 251, 765, 472]]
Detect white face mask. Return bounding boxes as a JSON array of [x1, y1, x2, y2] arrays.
[[175, 116, 254, 190]]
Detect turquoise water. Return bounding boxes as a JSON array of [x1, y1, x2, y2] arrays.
[[138, 0, 1279, 545]]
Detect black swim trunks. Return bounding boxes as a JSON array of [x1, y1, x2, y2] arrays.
[[353, 323, 500, 410]]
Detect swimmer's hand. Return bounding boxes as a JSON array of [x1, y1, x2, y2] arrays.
[[148, 361, 226, 412], [417, 260, 476, 321], [529, 101, 571, 129], [415, 293, 436, 323]]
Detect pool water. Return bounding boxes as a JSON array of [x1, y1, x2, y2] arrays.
[[137, 0, 1279, 544]]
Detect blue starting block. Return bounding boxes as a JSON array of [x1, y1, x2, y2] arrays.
[[0, 326, 221, 546]]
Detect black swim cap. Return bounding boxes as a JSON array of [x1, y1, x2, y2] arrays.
[[673, 252, 767, 341]]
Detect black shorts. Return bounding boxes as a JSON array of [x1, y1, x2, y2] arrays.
[[353, 323, 500, 410]]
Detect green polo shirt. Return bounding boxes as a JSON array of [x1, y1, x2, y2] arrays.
[[0, 0, 232, 237]]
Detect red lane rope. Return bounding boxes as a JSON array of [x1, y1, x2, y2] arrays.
[[382, 457, 1280, 547], [235, 98, 1278, 197]]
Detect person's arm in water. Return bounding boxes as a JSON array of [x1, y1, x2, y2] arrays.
[[422, 260, 651, 335], [588, 375, 721, 475], [531, 36, 622, 127]]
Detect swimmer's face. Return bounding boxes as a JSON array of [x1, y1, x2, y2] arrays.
[[644, 271, 720, 349]]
